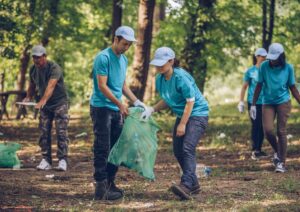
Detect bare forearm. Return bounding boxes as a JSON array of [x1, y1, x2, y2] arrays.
[[26, 83, 36, 99], [122, 84, 138, 103], [99, 85, 122, 107], [153, 100, 168, 112], [240, 83, 248, 102], [290, 85, 300, 104], [40, 86, 55, 103], [252, 84, 262, 105], [179, 101, 194, 125]]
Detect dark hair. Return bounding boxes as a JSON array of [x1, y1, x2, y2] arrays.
[[252, 54, 257, 65], [173, 58, 180, 68], [116, 36, 124, 42], [269, 52, 286, 68]]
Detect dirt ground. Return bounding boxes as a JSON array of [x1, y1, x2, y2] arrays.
[[0, 112, 300, 211]]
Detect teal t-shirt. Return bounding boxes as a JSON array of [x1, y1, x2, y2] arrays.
[[90, 47, 128, 111], [243, 65, 263, 104], [258, 61, 295, 104], [155, 67, 209, 117]]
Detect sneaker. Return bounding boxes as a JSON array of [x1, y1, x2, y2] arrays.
[[256, 151, 268, 157], [94, 180, 123, 201], [108, 181, 124, 195], [272, 153, 280, 167], [275, 162, 287, 173], [36, 159, 52, 170], [55, 159, 67, 171], [170, 183, 192, 200], [251, 151, 259, 160]]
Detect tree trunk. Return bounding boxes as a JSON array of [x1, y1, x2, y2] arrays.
[[144, 2, 165, 102], [130, 0, 155, 101], [181, 0, 216, 92], [262, 0, 275, 50], [111, 0, 123, 42]]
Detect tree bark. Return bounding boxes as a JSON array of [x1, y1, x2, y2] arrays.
[[181, 0, 216, 92], [111, 0, 123, 42], [144, 2, 165, 101], [130, 0, 155, 101], [262, 0, 275, 50]]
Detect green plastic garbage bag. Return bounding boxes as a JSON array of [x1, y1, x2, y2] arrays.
[[0, 142, 21, 168], [108, 107, 160, 180]]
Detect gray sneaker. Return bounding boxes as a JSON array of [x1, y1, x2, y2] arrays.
[[275, 162, 287, 173]]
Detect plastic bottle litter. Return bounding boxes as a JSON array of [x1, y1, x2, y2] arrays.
[[196, 164, 212, 178]]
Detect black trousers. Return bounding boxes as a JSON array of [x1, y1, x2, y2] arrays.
[[248, 103, 264, 151], [90, 106, 123, 182]]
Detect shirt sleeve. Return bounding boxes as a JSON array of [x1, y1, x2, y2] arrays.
[[176, 75, 195, 100], [287, 64, 296, 86], [50, 63, 62, 79], [94, 54, 109, 76], [243, 69, 250, 82]]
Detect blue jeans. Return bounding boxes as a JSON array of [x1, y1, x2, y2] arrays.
[[248, 103, 264, 152], [90, 106, 123, 182], [173, 116, 208, 189]]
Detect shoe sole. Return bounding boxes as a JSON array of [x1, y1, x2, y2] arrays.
[[170, 185, 191, 200]]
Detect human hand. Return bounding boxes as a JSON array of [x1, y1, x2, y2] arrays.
[[237, 101, 244, 113], [133, 99, 146, 110], [35, 99, 46, 109], [250, 105, 256, 120], [176, 123, 186, 137], [118, 103, 129, 117], [140, 106, 154, 120]]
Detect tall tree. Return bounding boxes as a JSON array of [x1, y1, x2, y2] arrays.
[[262, 0, 275, 49], [111, 0, 123, 42], [144, 1, 165, 101], [130, 0, 155, 100], [181, 0, 216, 92]]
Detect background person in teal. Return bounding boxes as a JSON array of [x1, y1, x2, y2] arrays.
[[238, 48, 268, 160], [141, 47, 209, 200], [90, 26, 147, 201], [251, 43, 300, 173]]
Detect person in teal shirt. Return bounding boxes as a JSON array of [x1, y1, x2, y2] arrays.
[[238, 48, 267, 160], [90, 26, 147, 201], [142, 47, 209, 200], [251, 43, 300, 173]]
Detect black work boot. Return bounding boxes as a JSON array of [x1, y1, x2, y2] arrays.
[[170, 183, 193, 200], [94, 180, 123, 201], [190, 184, 200, 195], [108, 180, 124, 195]]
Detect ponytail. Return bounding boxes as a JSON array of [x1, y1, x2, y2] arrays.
[[173, 58, 180, 68]]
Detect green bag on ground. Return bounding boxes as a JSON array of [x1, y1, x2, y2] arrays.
[[108, 107, 160, 180], [0, 142, 21, 168]]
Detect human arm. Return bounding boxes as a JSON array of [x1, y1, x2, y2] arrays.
[[24, 81, 36, 102], [35, 79, 58, 109], [140, 99, 169, 120], [289, 85, 300, 104], [98, 75, 128, 116], [122, 83, 147, 109], [176, 100, 194, 137], [238, 82, 249, 113]]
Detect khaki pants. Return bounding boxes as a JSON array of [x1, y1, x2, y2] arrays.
[[262, 101, 291, 163]]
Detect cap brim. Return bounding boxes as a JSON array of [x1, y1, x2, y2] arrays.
[[150, 59, 168, 66], [122, 35, 136, 42], [266, 53, 280, 60], [32, 53, 44, 56], [255, 53, 267, 57]]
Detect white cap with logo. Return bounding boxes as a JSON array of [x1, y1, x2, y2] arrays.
[[32, 45, 46, 56], [267, 43, 284, 60], [254, 48, 267, 57], [150, 47, 175, 66], [115, 26, 136, 42]]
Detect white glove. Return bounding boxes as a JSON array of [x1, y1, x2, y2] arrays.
[[250, 106, 256, 120], [133, 99, 146, 109], [237, 101, 244, 113], [140, 106, 154, 120]]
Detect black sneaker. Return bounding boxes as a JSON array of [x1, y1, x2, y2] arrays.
[[251, 151, 259, 160], [94, 180, 123, 201], [108, 181, 124, 195], [256, 151, 268, 157], [170, 183, 192, 200]]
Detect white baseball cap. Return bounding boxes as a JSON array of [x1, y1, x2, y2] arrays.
[[267, 43, 284, 60], [32, 45, 46, 56], [115, 26, 136, 42], [254, 48, 267, 57], [150, 47, 175, 66]]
